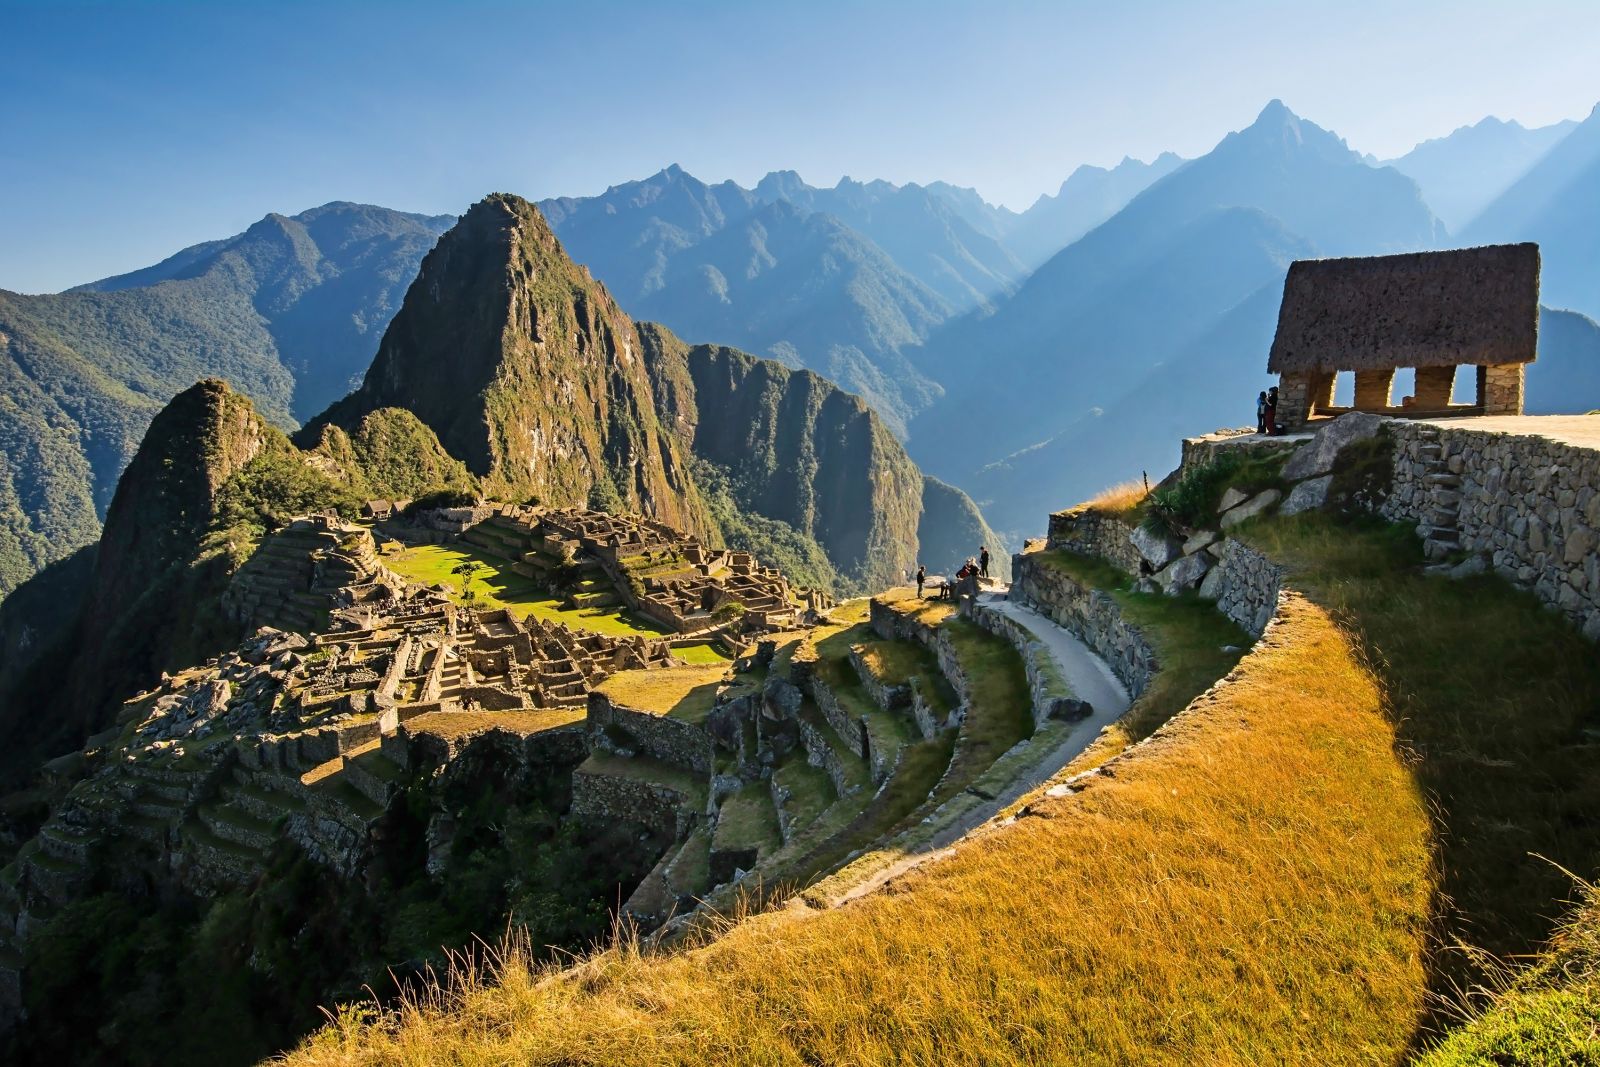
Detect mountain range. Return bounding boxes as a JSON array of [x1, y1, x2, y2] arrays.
[[0, 203, 452, 598], [4, 97, 1600, 603], [0, 192, 1000, 780]]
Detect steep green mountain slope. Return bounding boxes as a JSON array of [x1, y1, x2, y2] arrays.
[[304, 193, 712, 537], [0, 203, 451, 601], [637, 323, 1001, 587]]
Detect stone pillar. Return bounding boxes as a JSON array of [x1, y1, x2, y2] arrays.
[[1413, 365, 1455, 409], [1480, 363, 1525, 416], [1276, 371, 1312, 432], [1307, 370, 1336, 415], [1353, 368, 1396, 411]]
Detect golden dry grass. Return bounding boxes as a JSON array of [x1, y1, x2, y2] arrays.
[[284, 592, 1434, 1066], [1082, 477, 1152, 518]]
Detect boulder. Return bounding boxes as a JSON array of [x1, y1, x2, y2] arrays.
[[1198, 562, 1227, 600], [1047, 697, 1094, 722], [1218, 487, 1251, 513], [1155, 551, 1213, 594], [1281, 412, 1384, 481], [1130, 525, 1183, 570], [1279, 475, 1333, 516], [1182, 529, 1219, 555], [1220, 489, 1283, 531]]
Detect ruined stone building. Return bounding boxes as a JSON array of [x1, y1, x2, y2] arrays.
[[1268, 243, 1540, 432]]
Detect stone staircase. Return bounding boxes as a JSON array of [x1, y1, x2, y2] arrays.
[[1413, 427, 1463, 561]]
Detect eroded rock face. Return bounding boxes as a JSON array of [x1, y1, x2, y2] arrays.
[[1156, 550, 1213, 595], [1280, 475, 1334, 516], [1131, 525, 1183, 570], [1282, 411, 1384, 481], [1220, 489, 1283, 530]]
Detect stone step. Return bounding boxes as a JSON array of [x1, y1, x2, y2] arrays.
[[198, 802, 278, 853], [220, 779, 305, 822], [1423, 539, 1460, 562], [1424, 473, 1461, 487], [179, 819, 266, 887], [132, 792, 187, 820], [121, 813, 170, 846], [36, 823, 97, 864], [341, 750, 402, 807]]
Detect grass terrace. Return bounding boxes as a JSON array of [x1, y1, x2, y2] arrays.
[[383, 542, 667, 638], [402, 709, 586, 741], [596, 665, 727, 725]]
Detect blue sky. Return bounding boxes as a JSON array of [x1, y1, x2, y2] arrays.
[[3, 0, 1598, 293]]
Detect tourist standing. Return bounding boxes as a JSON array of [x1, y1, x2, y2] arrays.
[[1264, 386, 1279, 435], [1256, 391, 1268, 434], [916, 564, 926, 598], [979, 546, 991, 579]]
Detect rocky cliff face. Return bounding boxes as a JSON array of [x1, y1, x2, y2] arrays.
[[306, 194, 710, 536], [638, 323, 1002, 589]]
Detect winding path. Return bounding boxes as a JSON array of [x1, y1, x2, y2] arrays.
[[825, 589, 1132, 906]]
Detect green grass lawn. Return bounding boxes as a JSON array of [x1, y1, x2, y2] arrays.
[[384, 542, 667, 638], [672, 642, 732, 665]]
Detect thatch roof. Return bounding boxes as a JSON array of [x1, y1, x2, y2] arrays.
[[1268, 243, 1539, 374]]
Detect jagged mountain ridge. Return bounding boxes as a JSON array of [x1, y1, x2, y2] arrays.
[[1381, 115, 1578, 233], [906, 100, 1446, 496], [1464, 102, 1600, 321], [0, 202, 453, 601]]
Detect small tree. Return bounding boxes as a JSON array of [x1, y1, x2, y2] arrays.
[[452, 559, 488, 603]]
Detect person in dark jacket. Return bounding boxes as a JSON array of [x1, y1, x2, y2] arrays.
[[916, 564, 926, 598], [978, 546, 991, 579], [1264, 386, 1279, 435], [1256, 391, 1268, 434]]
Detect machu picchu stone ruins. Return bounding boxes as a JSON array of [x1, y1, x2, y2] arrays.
[[8, 42, 1600, 1064]]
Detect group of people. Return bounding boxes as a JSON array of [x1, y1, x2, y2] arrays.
[[1256, 385, 1283, 435], [914, 545, 991, 600]]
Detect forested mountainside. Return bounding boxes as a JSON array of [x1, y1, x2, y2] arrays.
[[0, 203, 451, 600]]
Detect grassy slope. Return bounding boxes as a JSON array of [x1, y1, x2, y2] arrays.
[[282, 514, 1600, 1064], [288, 579, 1434, 1064]]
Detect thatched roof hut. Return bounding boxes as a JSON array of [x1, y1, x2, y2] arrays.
[[1268, 243, 1540, 374]]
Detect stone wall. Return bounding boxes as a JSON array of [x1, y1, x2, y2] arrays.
[[586, 692, 714, 774], [1009, 553, 1158, 699], [569, 767, 700, 839], [1045, 511, 1143, 575], [1383, 421, 1600, 640], [1206, 540, 1285, 637]]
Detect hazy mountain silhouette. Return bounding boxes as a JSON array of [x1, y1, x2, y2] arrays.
[[1001, 153, 1186, 268], [1464, 103, 1600, 320], [906, 101, 1443, 490], [1383, 115, 1577, 233], [540, 166, 961, 436]]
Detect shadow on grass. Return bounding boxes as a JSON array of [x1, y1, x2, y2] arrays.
[[1246, 514, 1600, 1046]]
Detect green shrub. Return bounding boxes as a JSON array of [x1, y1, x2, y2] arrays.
[[1143, 450, 1287, 536]]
